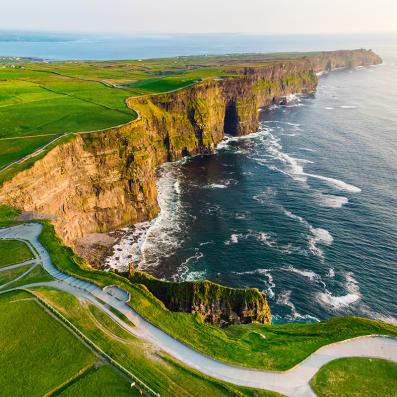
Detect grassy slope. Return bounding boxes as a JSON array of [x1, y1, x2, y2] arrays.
[[37, 220, 397, 371], [0, 290, 96, 397], [310, 357, 397, 397], [32, 286, 282, 397], [0, 239, 34, 267]]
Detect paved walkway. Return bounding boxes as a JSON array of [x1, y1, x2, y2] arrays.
[[1, 223, 397, 397]]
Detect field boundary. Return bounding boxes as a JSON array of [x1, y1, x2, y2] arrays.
[[23, 288, 160, 397]]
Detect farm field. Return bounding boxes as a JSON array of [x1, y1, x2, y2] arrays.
[[0, 290, 97, 397]]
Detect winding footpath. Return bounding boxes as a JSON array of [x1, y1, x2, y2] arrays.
[[1, 223, 397, 397]]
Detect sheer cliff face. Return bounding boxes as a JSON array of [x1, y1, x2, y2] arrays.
[[0, 50, 382, 249]]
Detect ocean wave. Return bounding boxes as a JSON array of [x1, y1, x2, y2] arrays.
[[233, 268, 276, 299], [254, 124, 362, 194], [172, 249, 205, 282], [104, 221, 152, 272], [276, 290, 319, 321], [340, 105, 357, 109], [316, 272, 361, 310], [306, 173, 361, 193], [139, 163, 188, 271], [283, 208, 333, 260], [316, 193, 349, 208], [224, 230, 276, 247], [206, 183, 228, 189], [282, 265, 321, 282]]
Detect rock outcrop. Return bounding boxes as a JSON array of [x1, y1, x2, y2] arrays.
[[0, 50, 381, 248], [130, 270, 271, 325]]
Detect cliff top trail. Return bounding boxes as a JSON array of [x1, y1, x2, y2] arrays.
[[0, 49, 379, 180], [1, 222, 397, 397]]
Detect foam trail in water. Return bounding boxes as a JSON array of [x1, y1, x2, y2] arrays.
[[253, 122, 362, 195], [277, 290, 319, 321], [317, 272, 361, 309], [283, 208, 333, 260]]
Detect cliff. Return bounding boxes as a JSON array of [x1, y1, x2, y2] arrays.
[[130, 270, 271, 325]]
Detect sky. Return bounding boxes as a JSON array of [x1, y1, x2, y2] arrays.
[[1, 0, 397, 35]]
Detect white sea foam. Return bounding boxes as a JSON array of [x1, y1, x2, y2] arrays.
[[283, 208, 333, 260], [255, 124, 362, 194], [325, 107, 334, 110], [207, 183, 228, 189], [224, 231, 276, 247], [234, 268, 276, 299], [317, 272, 361, 309], [277, 290, 319, 321], [317, 193, 349, 208], [105, 221, 152, 272], [340, 105, 357, 109], [282, 265, 321, 282], [172, 250, 205, 281], [305, 173, 361, 193], [138, 163, 188, 271]]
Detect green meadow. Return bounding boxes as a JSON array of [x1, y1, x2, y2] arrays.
[[310, 357, 397, 397], [0, 290, 97, 397], [0, 239, 34, 267]]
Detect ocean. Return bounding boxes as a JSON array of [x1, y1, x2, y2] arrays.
[[2, 31, 396, 324]]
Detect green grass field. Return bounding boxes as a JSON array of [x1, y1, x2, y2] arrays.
[[310, 357, 397, 397], [0, 290, 97, 397], [0, 239, 33, 267]]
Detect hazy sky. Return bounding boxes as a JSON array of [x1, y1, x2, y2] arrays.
[[2, 0, 397, 34]]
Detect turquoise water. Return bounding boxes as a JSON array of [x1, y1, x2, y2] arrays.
[[116, 47, 397, 324]]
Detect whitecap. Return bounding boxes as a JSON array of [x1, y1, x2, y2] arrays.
[[340, 105, 357, 109], [233, 268, 276, 299], [317, 272, 361, 309], [224, 230, 276, 247], [316, 193, 349, 208], [282, 265, 321, 282], [206, 183, 227, 189], [283, 208, 333, 260], [306, 173, 361, 193], [172, 250, 205, 282], [277, 290, 319, 321]]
